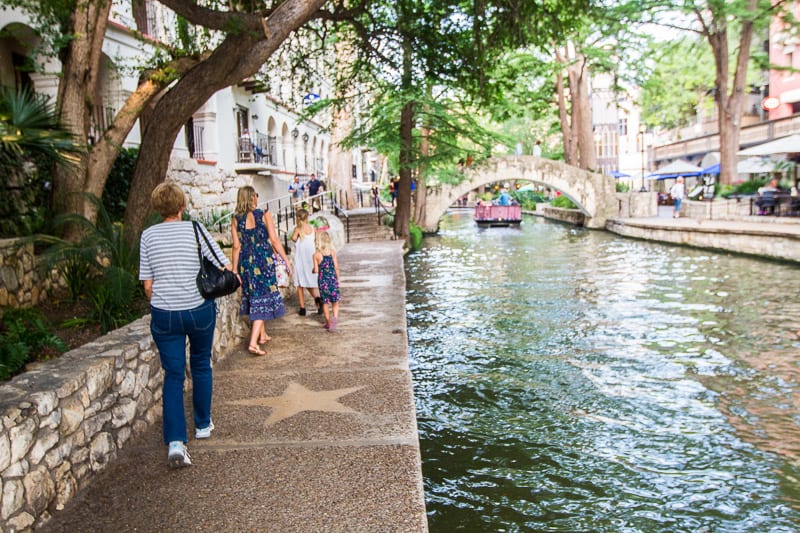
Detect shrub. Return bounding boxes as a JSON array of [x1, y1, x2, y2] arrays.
[[550, 195, 578, 209], [0, 308, 66, 380], [408, 222, 423, 251], [39, 194, 143, 331], [616, 182, 630, 193], [103, 147, 139, 222]]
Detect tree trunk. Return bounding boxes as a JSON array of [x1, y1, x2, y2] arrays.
[[413, 124, 430, 227], [123, 0, 327, 242], [556, 47, 576, 166], [567, 52, 595, 171], [51, 0, 111, 238], [327, 39, 355, 209], [707, 1, 756, 186], [395, 100, 414, 239]]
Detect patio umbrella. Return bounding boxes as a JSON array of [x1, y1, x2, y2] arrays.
[[737, 157, 778, 174], [648, 159, 703, 177], [609, 170, 630, 178], [701, 163, 721, 174], [737, 134, 800, 156]]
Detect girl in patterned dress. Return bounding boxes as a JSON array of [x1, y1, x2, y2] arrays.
[[232, 186, 292, 355], [312, 231, 341, 332]]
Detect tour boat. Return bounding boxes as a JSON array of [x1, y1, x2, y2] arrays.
[[474, 203, 522, 227]]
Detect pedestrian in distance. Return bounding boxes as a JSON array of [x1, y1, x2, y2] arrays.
[[312, 231, 341, 332], [231, 186, 293, 356], [291, 208, 322, 316], [533, 140, 543, 157], [289, 175, 304, 203], [139, 182, 231, 468], [306, 173, 322, 211], [670, 176, 686, 218]]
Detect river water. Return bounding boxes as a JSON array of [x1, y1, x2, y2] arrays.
[[405, 211, 800, 532]]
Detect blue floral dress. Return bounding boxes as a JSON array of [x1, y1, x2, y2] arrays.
[[236, 208, 285, 320], [317, 254, 340, 304]]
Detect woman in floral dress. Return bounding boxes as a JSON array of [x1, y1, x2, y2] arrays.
[[231, 186, 292, 355]]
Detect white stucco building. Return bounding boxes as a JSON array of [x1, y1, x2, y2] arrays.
[[0, 1, 348, 216]]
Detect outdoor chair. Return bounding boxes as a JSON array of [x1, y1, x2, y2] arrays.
[[755, 193, 777, 215]]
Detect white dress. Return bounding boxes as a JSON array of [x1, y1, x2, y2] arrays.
[[293, 228, 318, 288]]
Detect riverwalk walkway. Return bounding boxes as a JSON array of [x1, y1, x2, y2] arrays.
[[605, 214, 800, 263], [42, 240, 428, 532]]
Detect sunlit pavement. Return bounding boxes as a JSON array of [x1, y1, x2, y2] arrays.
[[42, 241, 428, 533]]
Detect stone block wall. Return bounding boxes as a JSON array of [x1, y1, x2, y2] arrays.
[[0, 293, 247, 531], [167, 157, 248, 218], [0, 239, 61, 310]]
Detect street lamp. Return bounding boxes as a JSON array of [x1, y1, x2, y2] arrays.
[[291, 127, 299, 139], [639, 125, 648, 192]]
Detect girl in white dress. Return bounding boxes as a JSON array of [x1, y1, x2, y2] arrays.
[[291, 208, 321, 315]]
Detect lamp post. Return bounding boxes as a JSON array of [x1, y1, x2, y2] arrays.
[[639, 125, 647, 192]]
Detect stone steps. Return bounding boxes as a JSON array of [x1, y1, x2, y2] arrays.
[[344, 213, 396, 242]]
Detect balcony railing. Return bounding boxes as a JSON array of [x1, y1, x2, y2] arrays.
[[236, 132, 273, 164], [654, 114, 800, 163]]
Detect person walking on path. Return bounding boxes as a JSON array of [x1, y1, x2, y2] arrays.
[[232, 186, 292, 356], [670, 177, 686, 218], [313, 231, 341, 332], [139, 182, 231, 468], [289, 175, 304, 203], [306, 173, 323, 212], [291, 208, 322, 316]]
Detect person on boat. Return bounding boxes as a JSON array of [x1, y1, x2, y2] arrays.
[[498, 188, 512, 206]]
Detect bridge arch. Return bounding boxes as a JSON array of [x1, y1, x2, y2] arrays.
[[422, 155, 617, 230]]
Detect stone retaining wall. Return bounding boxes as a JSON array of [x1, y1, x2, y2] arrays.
[[541, 206, 586, 226], [0, 293, 247, 531], [0, 240, 61, 310]]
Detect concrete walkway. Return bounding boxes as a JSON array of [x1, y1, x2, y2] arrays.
[[606, 214, 800, 263], [42, 241, 428, 533]]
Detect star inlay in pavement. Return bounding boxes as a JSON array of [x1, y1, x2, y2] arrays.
[[231, 381, 365, 425]]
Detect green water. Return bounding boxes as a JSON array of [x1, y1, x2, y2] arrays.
[[406, 211, 800, 532]]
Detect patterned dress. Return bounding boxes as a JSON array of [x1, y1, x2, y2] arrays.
[[317, 254, 340, 304], [235, 208, 285, 320]]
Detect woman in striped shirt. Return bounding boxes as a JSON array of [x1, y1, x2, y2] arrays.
[[139, 182, 232, 468]]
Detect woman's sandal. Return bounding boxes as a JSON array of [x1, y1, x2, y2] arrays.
[[248, 345, 267, 356]]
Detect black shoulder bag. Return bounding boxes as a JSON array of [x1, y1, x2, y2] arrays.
[[192, 221, 240, 299]]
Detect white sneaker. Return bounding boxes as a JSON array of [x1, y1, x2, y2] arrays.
[[167, 441, 192, 468], [195, 420, 214, 439]]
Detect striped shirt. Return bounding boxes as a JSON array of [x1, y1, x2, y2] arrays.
[[139, 221, 231, 311]]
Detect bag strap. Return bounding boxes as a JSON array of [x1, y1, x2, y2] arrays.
[[192, 221, 224, 269]]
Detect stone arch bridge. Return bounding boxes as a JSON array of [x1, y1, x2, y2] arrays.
[[421, 155, 617, 231]]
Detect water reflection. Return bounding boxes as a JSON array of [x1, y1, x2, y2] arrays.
[[407, 211, 800, 532]]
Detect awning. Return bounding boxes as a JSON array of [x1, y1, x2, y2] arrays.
[[738, 134, 800, 156], [648, 159, 703, 177], [609, 170, 631, 178], [737, 157, 778, 174], [701, 163, 720, 174]]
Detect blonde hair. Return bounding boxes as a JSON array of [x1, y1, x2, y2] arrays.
[[151, 182, 186, 218], [296, 208, 309, 225], [316, 231, 333, 254], [235, 186, 258, 215]]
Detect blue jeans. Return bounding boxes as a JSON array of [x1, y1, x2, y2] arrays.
[[674, 198, 682, 213], [150, 300, 216, 444]]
